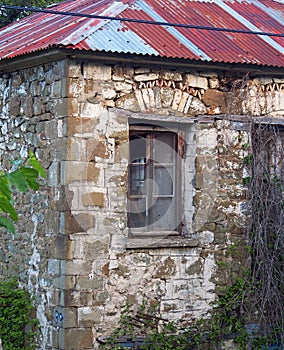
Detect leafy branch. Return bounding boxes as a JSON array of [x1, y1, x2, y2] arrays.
[[0, 151, 46, 233]]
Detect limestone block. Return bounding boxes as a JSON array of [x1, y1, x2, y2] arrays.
[[187, 97, 207, 115], [64, 290, 94, 307], [102, 87, 116, 100], [78, 306, 102, 326], [115, 92, 142, 112], [63, 307, 78, 328], [80, 101, 105, 118], [84, 63, 111, 80], [171, 89, 183, 110], [67, 117, 98, 136], [82, 192, 104, 207], [160, 71, 183, 81], [67, 78, 83, 98], [113, 65, 134, 79], [134, 73, 159, 82], [65, 212, 95, 234], [178, 91, 190, 112], [160, 87, 174, 107], [209, 78, 220, 89], [65, 260, 91, 275], [53, 275, 76, 290], [64, 328, 93, 349], [76, 275, 104, 290], [68, 62, 81, 78], [114, 81, 133, 93], [60, 161, 100, 185], [185, 74, 208, 89], [86, 137, 110, 160]]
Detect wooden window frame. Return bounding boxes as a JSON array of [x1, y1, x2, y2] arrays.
[[128, 124, 184, 237]]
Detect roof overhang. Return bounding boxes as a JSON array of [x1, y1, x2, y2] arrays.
[[0, 47, 284, 76]]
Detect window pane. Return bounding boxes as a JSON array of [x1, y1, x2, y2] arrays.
[[129, 197, 146, 228], [153, 166, 173, 196], [130, 164, 146, 195], [130, 134, 146, 163], [151, 198, 177, 230], [153, 133, 175, 163]]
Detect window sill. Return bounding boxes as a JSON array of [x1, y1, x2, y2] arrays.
[[125, 235, 199, 249]]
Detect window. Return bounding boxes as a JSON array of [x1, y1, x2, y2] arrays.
[[128, 125, 182, 235]]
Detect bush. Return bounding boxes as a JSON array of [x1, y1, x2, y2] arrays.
[[0, 278, 39, 350]]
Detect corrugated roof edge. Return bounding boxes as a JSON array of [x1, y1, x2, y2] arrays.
[[0, 46, 284, 75]]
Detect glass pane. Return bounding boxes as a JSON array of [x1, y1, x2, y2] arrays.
[[130, 164, 146, 195], [153, 166, 173, 195], [130, 134, 146, 163], [151, 198, 177, 229], [129, 197, 146, 228], [153, 133, 175, 163]]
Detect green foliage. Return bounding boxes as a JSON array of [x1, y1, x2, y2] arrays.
[[0, 278, 39, 350], [0, 0, 61, 27], [102, 301, 191, 350], [0, 151, 46, 233]]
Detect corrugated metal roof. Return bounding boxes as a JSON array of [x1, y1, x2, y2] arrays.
[[0, 0, 283, 67]]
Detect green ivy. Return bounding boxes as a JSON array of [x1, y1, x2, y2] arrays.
[[0, 278, 39, 350]]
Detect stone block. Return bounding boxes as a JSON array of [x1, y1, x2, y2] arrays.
[[68, 62, 81, 78], [102, 87, 116, 100], [82, 192, 104, 207], [63, 307, 78, 328], [60, 161, 100, 185], [185, 74, 208, 90], [134, 73, 159, 82], [65, 260, 91, 275], [52, 98, 79, 117], [172, 89, 182, 110], [67, 117, 98, 136], [64, 328, 93, 349], [42, 119, 58, 139], [76, 275, 104, 290], [80, 101, 105, 118], [115, 92, 142, 112], [65, 290, 94, 307], [160, 87, 174, 107], [114, 81, 133, 93], [84, 63, 111, 80], [53, 275, 76, 290], [209, 78, 220, 89], [202, 89, 226, 107], [78, 306, 102, 326], [187, 97, 207, 115], [83, 238, 110, 259], [86, 137, 110, 160], [113, 65, 134, 79], [65, 211, 95, 234], [160, 71, 183, 81], [48, 259, 60, 275]]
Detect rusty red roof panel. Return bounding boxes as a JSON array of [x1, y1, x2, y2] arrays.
[[0, 0, 283, 67]]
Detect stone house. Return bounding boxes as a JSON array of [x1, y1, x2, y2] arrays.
[[0, 0, 283, 349]]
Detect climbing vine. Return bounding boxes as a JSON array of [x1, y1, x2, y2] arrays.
[[245, 123, 284, 346]]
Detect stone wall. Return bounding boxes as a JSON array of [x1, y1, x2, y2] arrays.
[[0, 57, 283, 349]]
